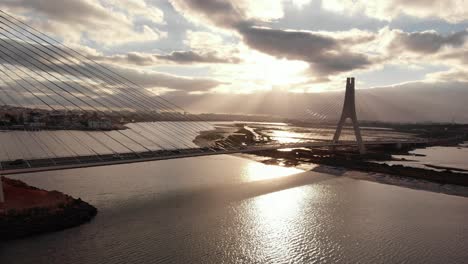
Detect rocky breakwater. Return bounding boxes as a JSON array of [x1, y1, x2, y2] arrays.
[[0, 177, 97, 241]]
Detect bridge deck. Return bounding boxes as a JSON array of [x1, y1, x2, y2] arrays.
[[0, 140, 427, 175]]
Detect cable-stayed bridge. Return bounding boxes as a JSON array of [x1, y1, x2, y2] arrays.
[[0, 11, 430, 201]]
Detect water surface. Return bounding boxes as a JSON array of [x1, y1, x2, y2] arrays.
[[1, 155, 467, 264], [380, 142, 468, 173]]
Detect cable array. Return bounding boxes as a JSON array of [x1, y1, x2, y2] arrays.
[[0, 10, 244, 169], [0, 10, 353, 172]]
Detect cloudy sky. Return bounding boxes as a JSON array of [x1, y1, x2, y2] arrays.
[[1, 0, 467, 122]]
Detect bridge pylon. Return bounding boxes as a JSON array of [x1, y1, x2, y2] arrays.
[[332, 77, 366, 154]]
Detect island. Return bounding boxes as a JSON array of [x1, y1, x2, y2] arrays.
[[0, 177, 97, 241]]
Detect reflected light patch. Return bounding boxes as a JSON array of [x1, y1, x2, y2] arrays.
[[277, 147, 311, 152], [242, 162, 303, 182], [270, 130, 305, 144], [249, 186, 314, 261], [254, 187, 306, 222]]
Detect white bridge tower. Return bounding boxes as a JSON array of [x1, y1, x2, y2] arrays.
[[333, 77, 366, 154]]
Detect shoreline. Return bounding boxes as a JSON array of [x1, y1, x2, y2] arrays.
[[345, 169, 468, 198], [197, 123, 468, 194], [234, 154, 468, 198], [250, 145, 468, 186]]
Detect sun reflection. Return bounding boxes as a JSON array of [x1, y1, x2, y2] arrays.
[[269, 130, 305, 144], [254, 187, 305, 221], [239, 161, 322, 261], [248, 185, 314, 261], [242, 162, 303, 182]]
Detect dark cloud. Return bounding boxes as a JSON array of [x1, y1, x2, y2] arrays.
[[87, 52, 157, 66], [155, 51, 240, 64], [169, 0, 243, 28], [238, 26, 337, 60], [439, 50, 468, 65], [310, 52, 373, 76], [238, 25, 373, 77], [170, 0, 375, 78], [390, 29, 468, 54], [91, 50, 241, 66], [101, 53, 156, 66]]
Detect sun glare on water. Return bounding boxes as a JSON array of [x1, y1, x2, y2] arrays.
[[270, 130, 305, 144], [242, 161, 303, 182]]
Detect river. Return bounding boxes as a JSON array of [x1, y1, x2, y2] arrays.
[[1, 154, 468, 263]]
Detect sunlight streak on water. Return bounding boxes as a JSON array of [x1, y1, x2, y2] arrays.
[[242, 161, 303, 181], [250, 187, 311, 261], [269, 130, 304, 143]]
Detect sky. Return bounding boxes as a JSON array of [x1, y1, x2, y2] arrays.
[[0, 0, 467, 122]]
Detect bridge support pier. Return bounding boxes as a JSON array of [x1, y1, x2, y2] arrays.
[[333, 77, 366, 154]]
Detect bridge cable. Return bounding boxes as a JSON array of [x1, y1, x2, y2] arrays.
[[0, 12, 240, 151]]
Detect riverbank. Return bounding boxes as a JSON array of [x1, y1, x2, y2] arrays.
[[197, 122, 468, 189], [0, 177, 97, 241], [251, 144, 468, 185]]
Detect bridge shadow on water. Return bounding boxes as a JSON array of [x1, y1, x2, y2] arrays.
[[141, 170, 339, 211]]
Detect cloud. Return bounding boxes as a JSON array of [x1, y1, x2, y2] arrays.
[[90, 52, 157, 66], [169, 0, 311, 26], [85, 29, 242, 66], [388, 29, 468, 54], [0, 0, 167, 46], [89, 51, 240, 65], [1, 0, 467, 124], [170, 0, 377, 79], [238, 26, 337, 59], [1, 0, 115, 25], [343, 27, 468, 72], [105, 0, 165, 24], [238, 26, 375, 78], [0, 37, 224, 95], [322, 0, 468, 23], [169, 0, 243, 29], [438, 50, 468, 65], [169, 0, 468, 83], [96, 65, 225, 92], [427, 68, 468, 82], [155, 51, 240, 64]]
